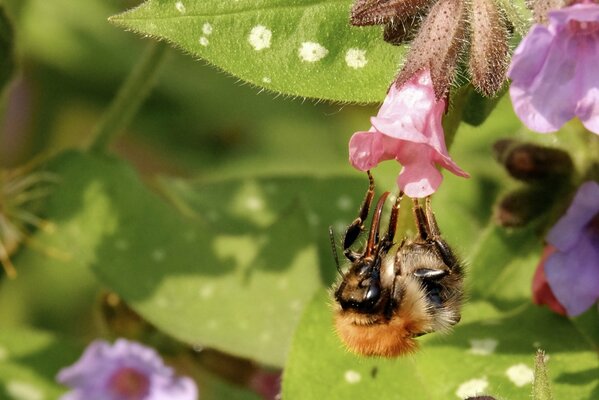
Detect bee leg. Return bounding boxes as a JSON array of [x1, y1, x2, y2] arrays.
[[364, 192, 390, 257], [412, 198, 431, 241], [343, 171, 375, 261], [424, 197, 458, 270], [382, 191, 403, 251]]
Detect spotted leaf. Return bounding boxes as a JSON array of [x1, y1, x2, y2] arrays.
[[109, 0, 408, 103], [283, 293, 598, 399], [23, 151, 367, 367]]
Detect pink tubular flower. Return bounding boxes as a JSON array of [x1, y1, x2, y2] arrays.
[[349, 69, 469, 198], [508, 2, 599, 134], [539, 181, 599, 316], [57, 339, 198, 400]]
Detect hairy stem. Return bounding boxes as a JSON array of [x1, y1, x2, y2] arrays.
[[89, 41, 168, 153]]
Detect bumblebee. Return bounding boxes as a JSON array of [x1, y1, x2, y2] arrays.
[[332, 172, 463, 357]]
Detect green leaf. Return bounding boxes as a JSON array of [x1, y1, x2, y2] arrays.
[[0, 5, 15, 95], [283, 291, 599, 400], [0, 328, 80, 399], [109, 0, 407, 103], [461, 85, 508, 127], [467, 222, 543, 309], [28, 151, 368, 366]]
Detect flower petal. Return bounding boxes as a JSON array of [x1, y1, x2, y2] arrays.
[[546, 181, 599, 251], [508, 24, 553, 86], [531, 245, 567, 316], [548, 3, 599, 25], [396, 143, 443, 197], [510, 26, 581, 132], [545, 231, 599, 316], [348, 131, 388, 170], [574, 32, 599, 134]]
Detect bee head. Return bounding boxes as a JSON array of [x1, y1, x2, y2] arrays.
[[334, 258, 384, 313]]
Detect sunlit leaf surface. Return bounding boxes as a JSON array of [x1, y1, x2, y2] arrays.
[[284, 292, 599, 399], [31, 151, 367, 367], [110, 0, 407, 103]]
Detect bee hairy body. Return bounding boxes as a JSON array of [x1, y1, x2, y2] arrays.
[[332, 172, 464, 357]]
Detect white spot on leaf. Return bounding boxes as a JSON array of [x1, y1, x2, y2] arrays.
[[344, 370, 361, 384], [299, 42, 328, 62], [248, 25, 272, 51], [290, 299, 302, 311], [345, 48, 368, 69], [245, 195, 264, 211], [5, 381, 44, 400], [506, 364, 534, 387], [262, 77, 272, 84], [202, 22, 213, 35], [175, 1, 186, 13], [199, 285, 214, 299], [455, 377, 488, 399], [337, 195, 353, 211], [199, 37, 209, 47], [260, 331, 272, 342], [156, 297, 170, 308], [469, 338, 498, 356], [115, 239, 129, 251], [152, 249, 166, 262]]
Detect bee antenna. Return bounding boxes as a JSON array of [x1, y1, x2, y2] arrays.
[[329, 226, 342, 275]]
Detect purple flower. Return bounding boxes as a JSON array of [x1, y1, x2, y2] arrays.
[[57, 339, 198, 400], [543, 181, 599, 316], [349, 69, 469, 198], [507, 2, 599, 134]]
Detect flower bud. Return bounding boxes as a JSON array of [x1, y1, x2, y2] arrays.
[[527, 0, 568, 23], [350, 0, 433, 26], [394, 0, 468, 98], [466, 397, 497, 400], [469, 0, 510, 96], [493, 139, 573, 182], [494, 187, 553, 227]]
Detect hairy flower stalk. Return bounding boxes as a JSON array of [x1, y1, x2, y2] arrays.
[[351, 0, 511, 97]]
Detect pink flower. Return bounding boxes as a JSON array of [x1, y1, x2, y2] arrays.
[[349, 69, 469, 198], [508, 3, 599, 134], [532, 245, 568, 316], [541, 181, 599, 316]]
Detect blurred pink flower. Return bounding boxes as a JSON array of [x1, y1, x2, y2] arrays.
[[540, 181, 599, 316], [349, 69, 469, 198], [532, 245, 568, 316], [508, 2, 599, 134]]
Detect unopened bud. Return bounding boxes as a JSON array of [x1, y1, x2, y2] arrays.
[[383, 12, 423, 45], [494, 187, 553, 227], [350, 0, 432, 27], [466, 397, 497, 400], [394, 0, 468, 98], [493, 139, 573, 182], [528, 0, 568, 23], [469, 0, 510, 96]]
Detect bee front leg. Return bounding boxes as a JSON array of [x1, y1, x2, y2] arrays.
[[424, 197, 458, 270], [412, 198, 431, 241], [343, 171, 375, 261]]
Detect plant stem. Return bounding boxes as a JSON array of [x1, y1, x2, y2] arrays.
[[89, 41, 168, 153]]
